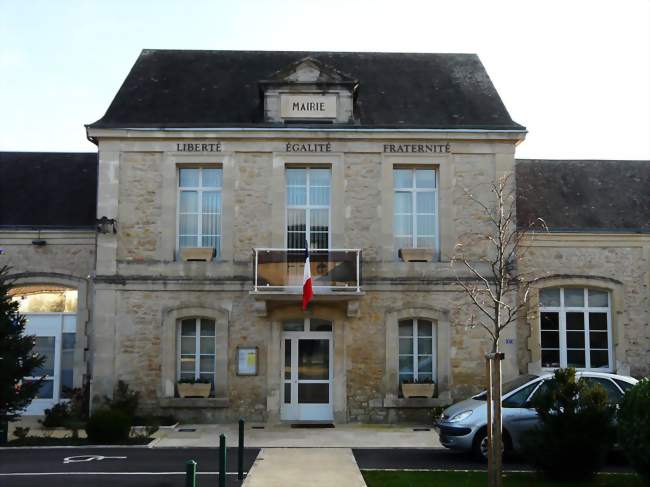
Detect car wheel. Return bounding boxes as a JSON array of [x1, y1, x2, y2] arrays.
[[472, 427, 509, 462]]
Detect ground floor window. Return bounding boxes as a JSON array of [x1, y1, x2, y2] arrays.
[[398, 318, 436, 384], [539, 287, 612, 370], [177, 318, 217, 394]]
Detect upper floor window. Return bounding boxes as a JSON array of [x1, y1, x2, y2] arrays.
[[398, 318, 436, 384], [178, 167, 222, 256], [286, 167, 330, 249], [393, 168, 438, 256], [539, 287, 612, 371]]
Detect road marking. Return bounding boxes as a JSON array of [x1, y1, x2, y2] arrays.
[[63, 455, 127, 463], [0, 472, 246, 476]]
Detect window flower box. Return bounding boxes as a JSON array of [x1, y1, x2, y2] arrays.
[[398, 248, 434, 262], [180, 247, 215, 262], [177, 380, 212, 398], [401, 380, 435, 398]]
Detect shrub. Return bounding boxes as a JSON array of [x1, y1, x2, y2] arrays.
[[40, 403, 71, 428], [522, 368, 616, 481], [104, 380, 139, 418], [85, 409, 131, 444], [618, 378, 650, 485], [13, 426, 29, 440]]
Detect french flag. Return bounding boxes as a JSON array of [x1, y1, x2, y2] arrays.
[[302, 241, 313, 310]]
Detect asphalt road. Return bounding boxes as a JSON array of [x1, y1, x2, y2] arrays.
[[0, 446, 632, 487]]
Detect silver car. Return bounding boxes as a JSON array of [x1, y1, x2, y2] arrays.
[[434, 371, 638, 460]]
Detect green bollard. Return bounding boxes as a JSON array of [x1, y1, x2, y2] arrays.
[[219, 433, 227, 487], [185, 459, 196, 487], [238, 418, 245, 480]]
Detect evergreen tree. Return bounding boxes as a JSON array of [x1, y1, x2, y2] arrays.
[[0, 263, 45, 423]]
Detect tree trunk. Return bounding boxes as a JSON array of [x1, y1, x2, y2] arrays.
[[486, 353, 503, 487]]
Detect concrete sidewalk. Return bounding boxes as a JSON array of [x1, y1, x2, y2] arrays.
[[242, 448, 366, 487], [152, 422, 441, 448]]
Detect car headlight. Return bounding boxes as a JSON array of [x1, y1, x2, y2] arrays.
[[448, 410, 473, 423]]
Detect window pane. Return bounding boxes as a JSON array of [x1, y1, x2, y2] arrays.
[[200, 355, 215, 373], [33, 337, 55, 376], [399, 356, 413, 374], [284, 339, 291, 379], [541, 330, 559, 348], [418, 373, 433, 383], [590, 350, 610, 369], [394, 192, 412, 214], [589, 313, 608, 330], [179, 235, 197, 248], [566, 312, 585, 330], [418, 338, 432, 354], [415, 169, 436, 189], [394, 214, 412, 236], [416, 215, 436, 236], [202, 168, 221, 187], [287, 209, 306, 233], [200, 337, 215, 354], [399, 338, 413, 354], [202, 191, 219, 213], [309, 168, 331, 187], [179, 168, 199, 187], [589, 332, 608, 349], [298, 383, 329, 404], [567, 349, 586, 368], [540, 288, 560, 307], [399, 373, 414, 384], [179, 213, 198, 236], [541, 349, 560, 368], [284, 383, 291, 403], [398, 320, 413, 337], [310, 186, 330, 206], [540, 312, 559, 330], [564, 288, 585, 307], [310, 319, 332, 332], [310, 209, 329, 232], [180, 355, 195, 373], [181, 319, 196, 336], [416, 236, 435, 250], [394, 169, 412, 188], [287, 186, 307, 206], [297, 339, 329, 380], [418, 355, 433, 373], [181, 337, 195, 354], [283, 320, 304, 332], [566, 331, 585, 348], [416, 192, 436, 214], [62, 332, 75, 349], [417, 320, 433, 336], [179, 191, 198, 212], [35, 379, 54, 399], [286, 168, 306, 186], [588, 289, 608, 307], [200, 319, 215, 336]]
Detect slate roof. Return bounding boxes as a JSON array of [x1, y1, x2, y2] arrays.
[[516, 159, 650, 232], [0, 152, 97, 228], [88, 49, 524, 131]]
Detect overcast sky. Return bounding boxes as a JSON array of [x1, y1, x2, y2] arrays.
[[1, 0, 648, 159]]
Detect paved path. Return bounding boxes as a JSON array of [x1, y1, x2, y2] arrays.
[[243, 448, 366, 487], [153, 423, 440, 448]]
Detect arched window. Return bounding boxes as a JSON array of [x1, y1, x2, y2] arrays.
[[539, 287, 612, 371], [177, 318, 217, 394], [398, 318, 437, 383]]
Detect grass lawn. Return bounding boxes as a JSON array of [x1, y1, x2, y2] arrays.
[[362, 470, 644, 487]]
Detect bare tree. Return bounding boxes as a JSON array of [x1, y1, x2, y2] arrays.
[[452, 174, 545, 487]]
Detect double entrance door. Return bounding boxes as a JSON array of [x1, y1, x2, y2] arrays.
[[280, 318, 333, 421]]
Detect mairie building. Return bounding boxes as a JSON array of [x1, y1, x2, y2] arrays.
[[1, 50, 648, 423]]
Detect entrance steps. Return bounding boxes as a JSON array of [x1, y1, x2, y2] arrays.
[[242, 448, 366, 487]]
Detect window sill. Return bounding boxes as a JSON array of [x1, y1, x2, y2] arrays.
[[382, 391, 452, 408], [159, 397, 230, 409]]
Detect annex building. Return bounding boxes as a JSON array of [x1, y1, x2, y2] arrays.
[[1, 50, 648, 423]]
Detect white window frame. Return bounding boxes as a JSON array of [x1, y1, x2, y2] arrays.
[[398, 318, 437, 383], [539, 287, 613, 371], [285, 167, 331, 249], [393, 168, 439, 257], [176, 318, 217, 386], [176, 166, 222, 255]]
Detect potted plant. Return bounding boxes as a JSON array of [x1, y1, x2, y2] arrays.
[[398, 248, 434, 262], [176, 378, 212, 398], [180, 247, 215, 262], [401, 377, 435, 398]]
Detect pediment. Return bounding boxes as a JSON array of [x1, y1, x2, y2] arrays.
[[261, 57, 357, 86]]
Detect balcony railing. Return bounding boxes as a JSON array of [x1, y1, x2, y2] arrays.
[[253, 248, 362, 294]]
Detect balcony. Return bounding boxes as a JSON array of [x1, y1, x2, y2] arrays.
[[251, 248, 363, 316]]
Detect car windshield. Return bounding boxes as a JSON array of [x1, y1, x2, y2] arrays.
[[473, 374, 539, 401]]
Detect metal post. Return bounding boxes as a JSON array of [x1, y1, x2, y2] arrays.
[[485, 356, 494, 487], [254, 249, 258, 292], [185, 460, 196, 487], [238, 418, 245, 480], [219, 433, 227, 487], [494, 354, 503, 487]]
